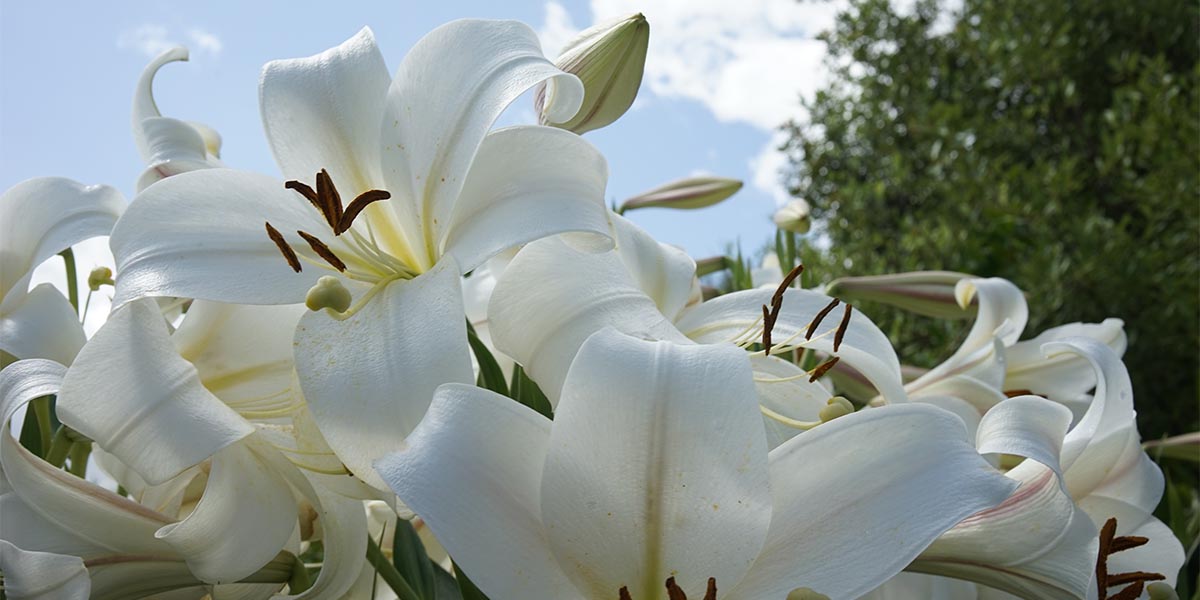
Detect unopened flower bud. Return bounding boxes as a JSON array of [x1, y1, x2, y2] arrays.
[[818, 396, 855, 422], [305, 276, 352, 313], [87, 267, 114, 291], [538, 13, 649, 134], [618, 176, 742, 214], [825, 271, 976, 320], [773, 199, 812, 234]]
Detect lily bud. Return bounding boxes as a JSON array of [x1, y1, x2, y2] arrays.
[[773, 199, 812, 234], [617, 176, 743, 214], [87, 266, 114, 291], [538, 13, 649, 134], [825, 271, 977, 320], [305, 276, 352, 313]]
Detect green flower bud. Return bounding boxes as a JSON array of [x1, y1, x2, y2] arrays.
[[539, 13, 649, 134], [773, 199, 812, 234], [825, 271, 977, 320], [87, 266, 114, 291], [305, 276, 352, 313], [618, 176, 743, 213]]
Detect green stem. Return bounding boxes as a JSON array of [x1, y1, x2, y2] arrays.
[[82, 288, 94, 323], [32, 397, 52, 456], [60, 249, 79, 313], [366, 536, 421, 600], [44, 427, 73, 468], [68, 442, 91, 478]]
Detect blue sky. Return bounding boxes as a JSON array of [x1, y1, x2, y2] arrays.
[[1, 0, 843, 262]]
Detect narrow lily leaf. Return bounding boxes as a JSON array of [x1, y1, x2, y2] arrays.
[[433, 563, 465, 600], [392, 519, 437, 600], [509, 364, 553, 420], [467, 321, 508, 396], [453, 562, 491, 600]]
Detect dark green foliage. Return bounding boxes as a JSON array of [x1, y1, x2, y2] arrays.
[[784, 0, 1200, 439]]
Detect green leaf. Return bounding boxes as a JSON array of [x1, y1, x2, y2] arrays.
[[392, 519, 437, 600], [432, 562, 465, 600], [453, 562, 490, 600], [466, 321, 508, 396], [509, 364, 553, 419], [367, 535, 421, 600]]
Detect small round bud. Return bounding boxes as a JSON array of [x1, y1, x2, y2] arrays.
[[773, 199, 812, 234], [787, 588, 831, 600], [305, 276, 352, 313], [87, 267, 114, 291], [818, 396, 855, 422]]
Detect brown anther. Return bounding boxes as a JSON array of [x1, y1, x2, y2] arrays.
[[762, 304, 774, 355], [1003, 389, 1035, 398], [296, 230, 347, 272], [338, 189, 391, 234], [703, 577, 717, 600], [1096, 517, 1167, 600], [806, 298, 840, 340], [619, 587, 633, 600], [285, 180, 324, 215], [315, 169, 344, 226], [665, 577, 688, 600], [265, 222, 302, 272], [809, 356, 840, 383], [833, 303, 852, 352], [771, 263, 805, 309]]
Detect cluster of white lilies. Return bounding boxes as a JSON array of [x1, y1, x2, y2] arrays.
[[0, 14, 1186, 600]]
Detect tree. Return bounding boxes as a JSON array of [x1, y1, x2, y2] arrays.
[[784, 0, 1200, 439]]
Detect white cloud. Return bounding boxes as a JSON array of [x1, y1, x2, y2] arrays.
[[538, 2, 580, 58], [750, 133, 793, 206], [118, 24, 222, 59]]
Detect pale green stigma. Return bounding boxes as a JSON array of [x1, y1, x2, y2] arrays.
[[305, 276, 352, 313]]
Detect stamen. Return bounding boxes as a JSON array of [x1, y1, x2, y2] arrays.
[[338, 190, 392, 234], [1110, 536, 1150, 552], [316, 169, 344, 227], [1109, 583, 1145, 600], [285, 180, 324, 215], [665, 577, 688, 600], [833, 303, 852, 352], [265, 222, 302, 272], [619, 587, 633, 600], [1096, 517, 1168, 600], [297, 230, 347, 272], [761, 263, 804, 354], [761, 304, 773, 354], [770, 263, 805, 310], [704, 577, 717, 600], [808, 356, 840, 383], [806, 298, 840, 340]]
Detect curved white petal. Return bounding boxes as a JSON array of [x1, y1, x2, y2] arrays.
[[380, 19, 584, 267], [750, 354, 829, 450], [132, 47, 189, 162], [260, 27, 390, 194], [442, 125, 611, 272], [910, 278, 1026, 393], [0, 177, 124, 303], [1005, 319, 1126, 401], [916, 395, 987, 441], [0, 540, 90, 599], [975, 396, 1073, 485], [294, 258, 472, 491], [863, 573, 980, 600], [676, 287, 909, 404], [1046, 338, 1136, 478], [609, 214, 697, 322], [0, 283, 85, 364], [173, 300, 306, 415], [376, 384, 580, 599], [155, 441, 297, 584], [730, 404, 1016, 600], [488, 236, 689, 402], [1080, 435, 1163, 515], [913, 375, 1007, 417], [136, 117, 218, 193], [57, 300, 255, 485], [542, 330, 771, 599], [111, 169, 339, 307]]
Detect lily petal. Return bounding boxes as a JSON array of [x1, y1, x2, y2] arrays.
[[730, 404, 1016, 600], [376, 384, 580, 599], [442, 125, 611, 273], [0, 540, 90, 599], [380, 19, 584, 267], [541, 330, 772, 599], [675, 287, 908, 404], [608, 213, 697, 322], [111, 169, 337, 307], [155, 441, 297, 584], [488, 236, 689, 402], [0, 177, 124, 305], [750, 354, 829, 449], [1005, 319, 1125, 401], [57, 299, 255, 485], [1046, 338, 1136, 478], [136, 117, 217, 193], [975, 396, 1073, 486], [260, 27, 390, 194], [293, 257, 472, 491], [0, 283, 86, 365]]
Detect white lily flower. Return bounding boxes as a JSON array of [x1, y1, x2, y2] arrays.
[[377, 329, 1015, 599], [488, 215, 907, 448], [43, 300, 368, 597], [110, 21, 613, 491], [873, 338, 1184, 599], [0, 178, 124, 365]]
